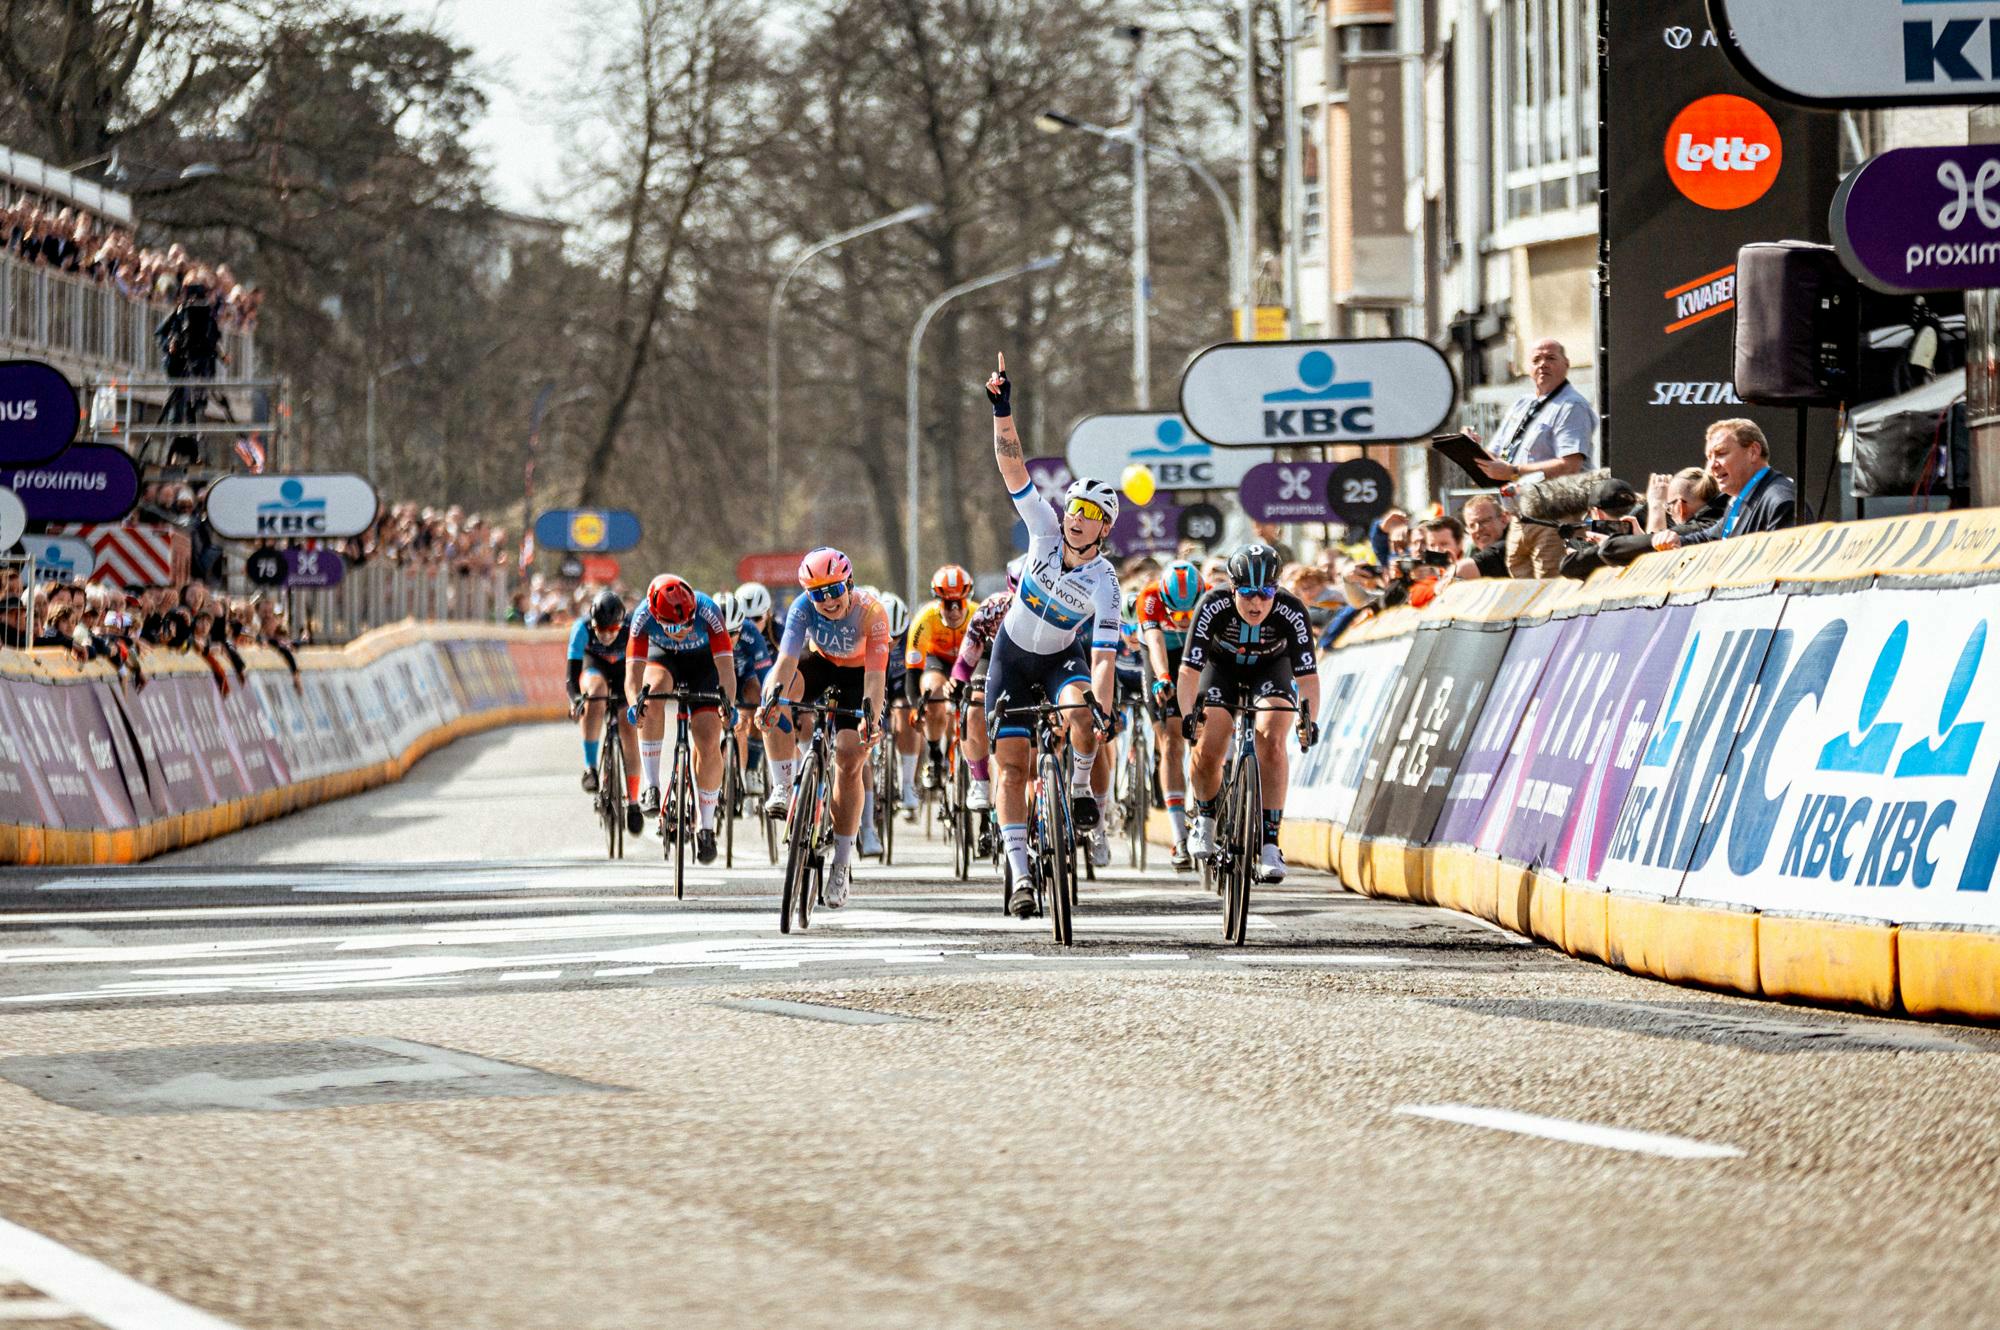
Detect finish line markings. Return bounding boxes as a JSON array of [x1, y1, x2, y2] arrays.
[[1395, 1104, 1744, 1159]]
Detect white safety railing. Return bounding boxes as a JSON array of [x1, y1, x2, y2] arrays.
[[287, 561, 511, 645], [0, 248, 255, 382]]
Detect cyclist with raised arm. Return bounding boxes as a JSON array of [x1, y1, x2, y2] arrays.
[[1139, 559, 1204, 868], [756, 547, 891, 908], [623, 574, 739, 865], [1176, 544, 1322, 884], [985, 353, 1120, 918], [567, 588, 644, 835], [906, 564, 978, 794], [947, 558, 1018, 813]]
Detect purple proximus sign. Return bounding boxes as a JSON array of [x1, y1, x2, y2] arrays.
[[285, 547, 345, 588], [1833, 144, 2000, 294], [5, 442, 140, 523], [1238, 461, 1336, 523]]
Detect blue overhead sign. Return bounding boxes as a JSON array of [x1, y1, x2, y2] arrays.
[[532, 508, 643, 553]]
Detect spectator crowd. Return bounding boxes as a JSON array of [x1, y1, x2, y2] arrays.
[[5, 195, 260, 332]]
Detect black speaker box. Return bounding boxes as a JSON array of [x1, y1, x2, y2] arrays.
[[1732, 241, 1861, 407]]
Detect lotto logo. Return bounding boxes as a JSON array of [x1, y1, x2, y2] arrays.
[[1664, 95, 1782, 211]]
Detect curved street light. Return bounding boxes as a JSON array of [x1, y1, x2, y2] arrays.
[[767, 202, 939, 544], [904, 253, 1062, 604]]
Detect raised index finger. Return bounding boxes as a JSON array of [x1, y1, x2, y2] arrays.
[[996, 352, 1006, 373]]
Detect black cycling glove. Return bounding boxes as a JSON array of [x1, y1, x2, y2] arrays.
[[986, 370, 1011, 418]]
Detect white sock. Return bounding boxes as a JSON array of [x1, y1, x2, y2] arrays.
[[1002, 823, 1031, 884], [861, 786, 876, 827], [640, 740, 663, 788], [697, 787, 718, 831], [1167, 799, 1187, 839], [771, 757, 797, 797], [1071, 747, 1095, 793], [899, 752, 918, 787], [834, 833, 855, 867]]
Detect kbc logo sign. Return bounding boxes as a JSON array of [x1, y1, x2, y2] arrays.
[[1664, 94, 1782, 211]]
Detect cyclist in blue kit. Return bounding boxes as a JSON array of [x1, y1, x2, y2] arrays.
[[567, 589, 644, 836]]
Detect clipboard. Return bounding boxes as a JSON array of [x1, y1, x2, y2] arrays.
[[1430, 433, 1501, 488]]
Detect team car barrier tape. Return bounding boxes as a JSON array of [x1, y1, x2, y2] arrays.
[[0, 622, 566, 866], [1190, 510, 2000, 1022]]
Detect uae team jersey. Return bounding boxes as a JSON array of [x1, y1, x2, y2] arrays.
[[999, 479, 1121, 655], [1182, 587, 1319, 676], [778, 589, 893, 670]]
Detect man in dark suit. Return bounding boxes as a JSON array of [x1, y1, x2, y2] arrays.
[[1652, 418, 1811, 552]]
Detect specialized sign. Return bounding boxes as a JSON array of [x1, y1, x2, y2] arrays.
[[1710, 0, 2000, 108], [1065, 414, 1271, 491], [1178, 342, 1455, 447], [531, 507, 642, 554], [1603, 0, 1842, 497], [7, 443, 139, 524], [0, 360, 79, 467], [736, 550, 809, 585], [205, 474, 378, 540], [27, 535, 95, 581], [1831, 144, 2000, 293], [285, 546, 345, 589], [0, 487, 24, 551]]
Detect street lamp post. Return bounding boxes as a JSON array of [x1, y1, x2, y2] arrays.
[[904, 254, 1062, 606], [767, 202, 938, 546], [1036, 111, 1246, 337], [1241, 0, 1258, 342]]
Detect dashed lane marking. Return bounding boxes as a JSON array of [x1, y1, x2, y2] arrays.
[[716, 998, 919, 1026], [1395, 1104, 1744, 1160], [0, 1217, 246, 1328]]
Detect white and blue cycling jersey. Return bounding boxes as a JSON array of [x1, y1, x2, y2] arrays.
[[733, 618, 776, 681], [998, 479, 1121, 656], [628, 592, 732, 658]]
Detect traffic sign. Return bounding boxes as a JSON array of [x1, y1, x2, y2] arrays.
[[532, 508, 642, 554], [1328, 458, 1395, 528], [1239, 461, 1337, 523], [736, 550, 809, 585], [246, 546, 287, 586], [1066, 414, 1271, 491], [0, 360, 79, 466], [285, 547, 345, 588], [1179, 340, 1457, 447], [1177, 501, 1225, 549]]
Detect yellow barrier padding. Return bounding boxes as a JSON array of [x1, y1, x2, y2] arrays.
[[1758, 913, 1899, 1011], [1899, 926, 2000, 1020], [1527, 873, 1567, 951], [1659, 899, 1760, 993], [1495, 862, 1536, 934], [1603, 893, 1672, 980], [1277, 820, 1334, 872], [1563, 883, 1610, 962]]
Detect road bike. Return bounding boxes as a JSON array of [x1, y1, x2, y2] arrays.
[[721, 718, 744, 868], [1195, 694, 1310, 945], [775, 695, 871, 934], [583, 693, 628, 860], [993, 695, 1106, 946], [633, 684, 726, 901], [948, 692, 997, 881], [869, 700, 902, 865], [1113, 692, 1154, 871]]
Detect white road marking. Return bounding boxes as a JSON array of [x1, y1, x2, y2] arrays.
[[0, 1217, 246, 1328], [496, 971, 562, 982], [0, 1299, 75, 1321], [592, 966, 657, 978], [1127, 952, 1190, 960], [0, 895, 676, 926], [1395, 1104, 1744, 1159], [1242, 955, 1416, 966]]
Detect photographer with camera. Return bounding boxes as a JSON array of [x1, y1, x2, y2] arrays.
[[1552, 478, 1652, 580], [156, 281, 223, 462]]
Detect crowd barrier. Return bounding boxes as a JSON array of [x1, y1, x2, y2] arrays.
[[0, 623, 565, 864], [1271, 509, 2000, 1024]]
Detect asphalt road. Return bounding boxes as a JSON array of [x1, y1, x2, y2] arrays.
[[0, 724, 1994, 1328]]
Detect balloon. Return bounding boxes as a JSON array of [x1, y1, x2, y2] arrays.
[[1121, 463, 1156, 507]]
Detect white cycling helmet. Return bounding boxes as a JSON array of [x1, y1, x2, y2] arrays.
[[735, 580, 772, 621], [715, 589, 744, 634], [1064, 477, 1120, 527], [879, 592, 910, 638]]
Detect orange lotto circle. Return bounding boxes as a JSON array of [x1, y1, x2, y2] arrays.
[[1664, 94, 1782, 211]]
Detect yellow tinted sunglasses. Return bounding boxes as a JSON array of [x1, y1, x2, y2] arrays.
[[1066, 497, 1108, 523]]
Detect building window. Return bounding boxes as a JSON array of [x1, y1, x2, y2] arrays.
[[1490, 0, 1597, 227], [1301, 115, 1324, 253]]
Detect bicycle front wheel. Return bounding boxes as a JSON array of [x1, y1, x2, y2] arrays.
[[1039, 749, 1074, 946], [779, 748, 821, 934], [952, 754, 971, 881], [669, 738, 691, 899], [602, 723, 625, 861], [723, 741, 740, 869], [1225, 753, 1260, 944]]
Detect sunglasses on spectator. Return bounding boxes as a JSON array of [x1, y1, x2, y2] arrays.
[[1235, 585, 1278, 600], [807, 581, 850, 603], [1066, 498, 1108, 523]]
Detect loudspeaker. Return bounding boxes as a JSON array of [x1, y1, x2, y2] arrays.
[[1732, 241, 1861, 407]]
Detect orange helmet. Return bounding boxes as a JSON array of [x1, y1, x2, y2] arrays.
[[798, 547, 853, 590], [931, 564, 973, 601], [647, 574, 697, 625]]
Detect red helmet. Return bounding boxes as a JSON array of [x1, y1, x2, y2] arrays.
[[798, 547, 853, 590], [931, 564, 973, 601], [647, 574, 697, 625]]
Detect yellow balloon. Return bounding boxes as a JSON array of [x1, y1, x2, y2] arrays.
[[1121, 463, 1156, 507]]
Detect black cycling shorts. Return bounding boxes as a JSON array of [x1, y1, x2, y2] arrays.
[[640, 648, 724, 713], [922, 652, 955, 676], [793, 650, 867, 732], [580, 660, 629, 708], [986, 627, 1091, 742], [1195, 654, 1296, 714]]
